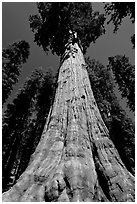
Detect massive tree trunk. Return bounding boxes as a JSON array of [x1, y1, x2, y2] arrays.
[[2, 36, 135, 202]]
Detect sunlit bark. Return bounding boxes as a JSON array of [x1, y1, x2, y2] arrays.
[[2, 38, 135, 202]]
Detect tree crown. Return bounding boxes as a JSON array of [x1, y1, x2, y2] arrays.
[[29, 2, 105, 56]]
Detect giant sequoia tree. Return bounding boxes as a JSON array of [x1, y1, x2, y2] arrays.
[[3, 3, 135, 202]]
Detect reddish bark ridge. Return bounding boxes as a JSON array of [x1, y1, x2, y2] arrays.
[[2, 39, 135, 201]]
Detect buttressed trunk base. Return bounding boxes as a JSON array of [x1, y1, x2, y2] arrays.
[[2, 37, 135, 201]]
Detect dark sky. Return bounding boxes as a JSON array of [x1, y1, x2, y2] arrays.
[[2, 2, 135, 119]]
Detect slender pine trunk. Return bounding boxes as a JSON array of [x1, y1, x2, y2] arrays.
[[2, 37, 135, 202]]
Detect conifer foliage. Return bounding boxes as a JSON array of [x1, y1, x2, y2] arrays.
[[108, 55, 135, 112], [2, 40, 30, 105], [105, 2, 135, 48], [105, 2, 135, 32]]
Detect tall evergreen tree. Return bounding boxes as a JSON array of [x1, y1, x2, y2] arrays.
[[108, 55, 135, 112], [3, 68, 54, 192], [3, 3, 134, 201], [2, 40, 30, 105], [86, 57, 135, 174]]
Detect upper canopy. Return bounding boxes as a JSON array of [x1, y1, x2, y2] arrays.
[[29, 2, 106, 56]]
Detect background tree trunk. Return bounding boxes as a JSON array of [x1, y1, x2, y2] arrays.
[[2, 40, 135, 202]]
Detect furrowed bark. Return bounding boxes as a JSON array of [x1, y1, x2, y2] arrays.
[[2, 37, 135, 202]]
